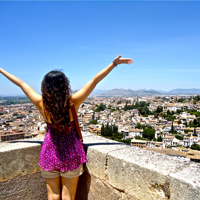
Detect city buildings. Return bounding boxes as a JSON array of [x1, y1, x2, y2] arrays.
[[1, 95, 200, 160]]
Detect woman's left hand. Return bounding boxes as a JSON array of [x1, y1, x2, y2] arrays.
[[114, 55, 134, 65]]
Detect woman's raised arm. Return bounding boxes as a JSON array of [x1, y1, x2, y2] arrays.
[[0, 68, 42, 110], [71, 55, 133, 111]]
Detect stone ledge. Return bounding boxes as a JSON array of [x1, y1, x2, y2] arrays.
[[0, 132, 200, 200], [0, 137, 43, 182], [83, 132, 200, 200]]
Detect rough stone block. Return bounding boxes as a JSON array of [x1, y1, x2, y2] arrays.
[[0, 137, 44, 181], [170, 162, 200, 200], [77, 172, 139, 200], [83, 134, 127, 180], [0, 171, 47, 200], [107, 146, 199, 200]]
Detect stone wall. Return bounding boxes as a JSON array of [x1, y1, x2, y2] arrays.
[[0, 132, 200, 200]]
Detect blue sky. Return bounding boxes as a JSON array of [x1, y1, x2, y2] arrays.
[[0, 1, 200, 95]]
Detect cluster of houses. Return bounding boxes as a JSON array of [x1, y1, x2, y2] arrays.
[[1, 96, 200, 161], [0, 103, 46, 142], [1, 96, 200, 151], [78, 97, 200, 149]]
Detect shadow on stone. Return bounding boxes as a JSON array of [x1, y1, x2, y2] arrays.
[[76, 163, 91, 200], [84, 142, 128, 148], [9, 140, 43, 145]]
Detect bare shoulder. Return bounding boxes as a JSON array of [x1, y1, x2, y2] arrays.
[[35, 96, 43, 110], [70, 94, 80, 112], [70, 93, 78, 106]]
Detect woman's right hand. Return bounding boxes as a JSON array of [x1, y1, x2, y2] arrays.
[[114, 55, 134, 65]]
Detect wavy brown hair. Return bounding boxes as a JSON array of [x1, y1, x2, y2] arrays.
[[41, 70, 71, 132]]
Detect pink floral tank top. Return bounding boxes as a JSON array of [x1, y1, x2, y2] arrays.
[[39, 121, 88, 172]]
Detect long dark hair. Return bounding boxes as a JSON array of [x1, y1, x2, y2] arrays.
[[41, 70, 71, 132]]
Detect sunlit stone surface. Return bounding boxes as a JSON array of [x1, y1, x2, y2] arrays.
[[0, 133, 200, 200]]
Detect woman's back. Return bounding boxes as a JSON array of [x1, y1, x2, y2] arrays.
[[39, 120, 88, 172]]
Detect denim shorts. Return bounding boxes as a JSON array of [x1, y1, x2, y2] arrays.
[[41, 164, 84, 179]]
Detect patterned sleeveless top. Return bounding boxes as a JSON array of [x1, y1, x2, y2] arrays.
[[39, 121, 88, 172]]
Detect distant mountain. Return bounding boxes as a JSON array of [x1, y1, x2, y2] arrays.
[[89, 89, 109, 96], [93, 88, 161, 97], [91, 88, 200, 97], [136, 89, 147, 91], [149, 89, 166, 93], [167, 88, 200, 95]]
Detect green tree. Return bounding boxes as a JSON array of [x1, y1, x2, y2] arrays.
[[138, 107, 150, 116], [169, 118, 177, 134], [90, 120, 98, 124], [112, 132, 123, 140], [171, 121, 174, 132], [135, 123, 151, 130], [189, 109, 200, 117], [101, 124, 104, 135], [92, 113, 95, 121], [184, 129, 190, 133], [157, 136, 163, 142], [177, 98, 184, 102], [113, 124, 118, 133], [101, 123, 124, 142], [156, 106, 163, 113], [191, 143, 200, 151], [119, 139, 131, 144], [135, 123, 142, 129], [122, 101, 149, 114], [135, 136, 143, 139], [176, 109, 183, 114], [95, 103, 106, 112], [143, 128, 155, 140], [197, 95, 200, 101], [105, 123, 111, 137], [175, 135, 183, 140]]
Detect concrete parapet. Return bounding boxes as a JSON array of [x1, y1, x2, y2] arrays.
[[0, 132, 200, 200]]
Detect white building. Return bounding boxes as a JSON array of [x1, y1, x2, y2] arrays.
[[163, 136, 174, 146], [163, 103, 182, 112], [128, 128, 143, 138], [183, 137, 190, 147]]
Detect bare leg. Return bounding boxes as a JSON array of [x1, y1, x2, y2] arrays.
[[61, 176, 79, 200], [45, 177, 61, 200]]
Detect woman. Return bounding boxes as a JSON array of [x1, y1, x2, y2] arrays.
[[0, 55, 133, 200]]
